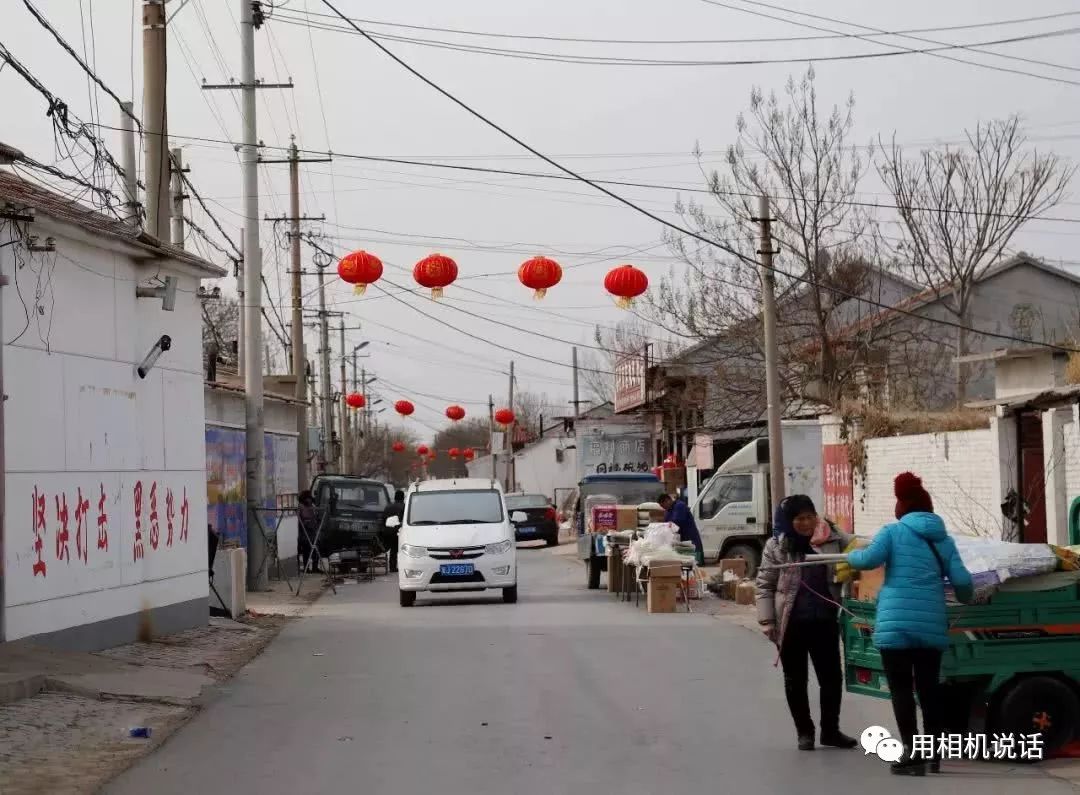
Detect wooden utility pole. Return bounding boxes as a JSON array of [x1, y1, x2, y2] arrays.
[[757, 196, 786, 510]]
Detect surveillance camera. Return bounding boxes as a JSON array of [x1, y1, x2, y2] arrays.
[[137, 334, 172, 379]]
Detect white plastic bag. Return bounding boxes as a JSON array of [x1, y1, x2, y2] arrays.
[[644, 522, 678, 549], [952, 536, 1059, 599]]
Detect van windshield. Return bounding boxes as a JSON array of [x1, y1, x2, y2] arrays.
[[319, 481, 388, 511], [408, 490, 504, 526], [580, 480, 660, 507]]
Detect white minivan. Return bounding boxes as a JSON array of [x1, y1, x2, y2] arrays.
[[389, 478, 520, 607]]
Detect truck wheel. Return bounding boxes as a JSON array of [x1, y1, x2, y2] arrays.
[[587, 556, 602, 590], [399, 589, 416, 608], [989, 675, 1080, 757], [724, 544, 762, 578]]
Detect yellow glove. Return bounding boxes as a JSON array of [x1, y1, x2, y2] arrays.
[[834, 537, 869, 584]]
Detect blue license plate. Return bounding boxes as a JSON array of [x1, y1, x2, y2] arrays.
[[517, 526, 536, 534], [439, 563, 474, 576]]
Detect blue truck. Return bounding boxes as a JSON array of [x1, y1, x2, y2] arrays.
[[574, 472, 664, 589]]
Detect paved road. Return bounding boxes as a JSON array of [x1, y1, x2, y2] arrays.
[[107, 546, 1074, 795]]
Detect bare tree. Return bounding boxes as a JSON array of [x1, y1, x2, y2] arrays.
[[878, 116, 1075, 402], [643, 67, 910, 423], [429, 418, 491, 479]]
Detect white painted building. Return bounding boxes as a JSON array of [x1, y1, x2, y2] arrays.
[[0, 172, 225, 649]]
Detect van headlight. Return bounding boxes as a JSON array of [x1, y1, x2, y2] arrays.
[[484, 540, 513, 556], [401, 544, 428, 558]]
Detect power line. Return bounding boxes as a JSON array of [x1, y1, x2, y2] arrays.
[[271, 11, 1080, 76], [82, 122, 1080, 226], [282, 7, 1080, 47], [700, 0, 1080, 87], [316, 0, 1080, 357]]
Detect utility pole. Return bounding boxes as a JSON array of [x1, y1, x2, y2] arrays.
[[645, 342, 656, 468], [757, 196, 785, 510], [505, 361, 515, 491], [338, 319, 349, 473], [119, 101, 139, 226], [142, 0, 168, 239], [236, 238, 244, 385], [317, 267, 332, 470], [240, 0, 266, 590], [489, 395, 497, 482], [356, 362, 364, 440], [261, 139, 327, 489], [168, 147, 187, 248], [571, 346, 581, 418]]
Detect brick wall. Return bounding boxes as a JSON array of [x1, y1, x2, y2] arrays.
[[854, 429, 998, 537]]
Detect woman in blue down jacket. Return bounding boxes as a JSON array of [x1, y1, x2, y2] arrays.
[[847, 472, 974, 776]]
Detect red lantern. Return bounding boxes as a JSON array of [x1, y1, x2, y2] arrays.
[[604, 264, 649, 308], [445, 405, 466, 422], [413, 253, 458, 299], [391, 441, 405, 453], [494, 408, 515, 429], [463, 448, 475, 461], [395, 400, 415, 417], [417, 444, 430, 457], [337, 250, 383, 295], [345, 392, 365, 410], [518, 256, 562, 300], [448, 447, 460, 460]]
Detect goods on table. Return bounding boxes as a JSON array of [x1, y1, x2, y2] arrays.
[[735, 580, 755, 605]]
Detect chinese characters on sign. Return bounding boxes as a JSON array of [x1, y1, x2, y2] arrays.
[[580, 434, 651, 477], [613, 354, 646, 414], [28, 480, 190, 575], [822, 444, 854, 532]]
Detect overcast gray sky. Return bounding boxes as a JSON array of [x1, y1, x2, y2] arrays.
[[3, 0, 1079, 439]]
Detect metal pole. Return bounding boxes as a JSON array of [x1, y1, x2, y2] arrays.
[[169, 147, 185, 247], [288, 140, 308, 490], [489, 395, 497, 482], [339, 319, 349, 473], [142, 0, 168, 239], [645, 343, 656, 468], [758, 195, 786, 510], [240, 0, 266, 590], [505, 361, 515, 491], [572, 346, 580, 418], [317, 265, 332, 469], [0, 273, 7, 639], [237, 236, 244, 384], [120, 101, 139, 225]]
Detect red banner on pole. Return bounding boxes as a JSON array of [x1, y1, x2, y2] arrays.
[[822, 444, 854, 532]]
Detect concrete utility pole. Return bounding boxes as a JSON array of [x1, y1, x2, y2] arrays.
[[338, 319, 349, 473], [571, 346, 582, 418], [237, 237, 244, 385], [317, 267, 332, 470], [169, 147, 185, 248], [239, 0, 266, 589], [489, 395, 497, 482], [260, 138, 328, 488], [119, 101, 139, 226], [505, 361, 515, 491], [757, 196, 786, 510], [141, 0, 169, 239]]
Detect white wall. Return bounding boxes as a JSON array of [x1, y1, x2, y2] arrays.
[[2, 219, 210, 643], [510, 436, 578, 501], [854, 429, 999, 538]]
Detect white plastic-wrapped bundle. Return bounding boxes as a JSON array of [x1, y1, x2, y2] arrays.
[[952, 536, 1059, 600], [644, 522, 678, 548]]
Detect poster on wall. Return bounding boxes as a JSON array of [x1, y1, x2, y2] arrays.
[[822, 444, 854, 532], [205, 427, 299, 547]]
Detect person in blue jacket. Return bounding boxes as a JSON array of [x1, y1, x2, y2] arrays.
[[658, 493, 704, 565], [846, 472, 974, 776]]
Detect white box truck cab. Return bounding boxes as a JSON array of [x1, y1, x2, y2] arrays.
[[692, 420, 823, 577]]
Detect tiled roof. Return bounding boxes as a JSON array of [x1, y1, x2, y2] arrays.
[[0, 170, 226, 278]]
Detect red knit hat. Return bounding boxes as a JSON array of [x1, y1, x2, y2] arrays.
[[895, 472, 933, 519]]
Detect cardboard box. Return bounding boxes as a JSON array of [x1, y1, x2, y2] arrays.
[[648, 562, 683, 579], [647, 577, 679, 613], [719, 558, 748, 581], [735, 579, 756, 605], [722, 580, 740, 600], [616, 506, 639, 532], [856, 566, 885, 602]]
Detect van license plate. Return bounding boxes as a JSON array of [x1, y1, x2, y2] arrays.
[[440, 563, 474, 576]]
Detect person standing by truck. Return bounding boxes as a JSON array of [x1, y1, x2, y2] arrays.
[[755, 494, 858, 752], [844, 472, 974, 776], [658, 493, 704, 565]]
